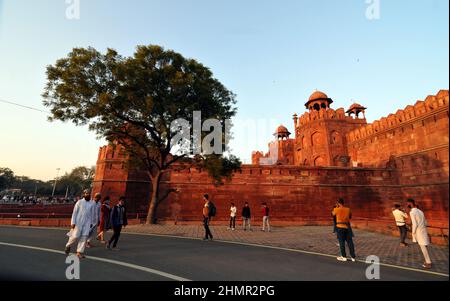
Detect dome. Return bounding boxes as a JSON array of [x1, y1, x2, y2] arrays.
[[274, 125, 291, 137], [305, 90, 333, 109], [346, 103, 367, 113], [309, 91, 329, 101]]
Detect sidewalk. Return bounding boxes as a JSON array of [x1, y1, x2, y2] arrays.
[[124, 224, 449, 275]]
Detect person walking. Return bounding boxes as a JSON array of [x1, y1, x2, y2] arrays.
[[408, 199, 433, 269], [65, 190, 96, 259], [97, 196, 111, 243], [332, 198, 356, 262], [242, 202, 252, 231], [229, 202, 237, 230], [392, 204, 409, 247], [261, 203, 271, 232], [202, 194, 214, 241], [86, 192, 102, 248], [107, 196, 128, 251]]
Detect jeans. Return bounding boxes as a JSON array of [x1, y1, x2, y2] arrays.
[[336, 227, 356, 258], [108, 225, 123, 248], [203, 217, 213, 239], [243, 217, 251, 230], [229, 216, 236, 229], [398, 225, 407, 244]]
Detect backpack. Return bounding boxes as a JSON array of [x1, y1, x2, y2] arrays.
[[208, 201, 217, 217]]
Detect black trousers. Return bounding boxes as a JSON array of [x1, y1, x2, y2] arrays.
[[337, 228, 356, 258], [203, 217, 213, 239], [229, 216, 236, 229], [398, 225, 407, 244], [109, 225, 123, 247]]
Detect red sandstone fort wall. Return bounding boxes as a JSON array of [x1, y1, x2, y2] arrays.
[[347, 90, 449, 168], [157, 165, 403, 222]]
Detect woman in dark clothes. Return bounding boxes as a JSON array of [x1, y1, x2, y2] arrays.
[[97, 196, 111, 243]]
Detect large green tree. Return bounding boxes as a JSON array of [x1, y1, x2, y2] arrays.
[[57, 166, 96, 197], [43, 45, 241, 224], [0, 168, 15, 191]]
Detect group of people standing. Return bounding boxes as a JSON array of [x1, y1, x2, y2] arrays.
[[202, 195, 272, 241], [203, 195, 434, 270], [392, 199, 433, 269], [331, 197, 433, 269], [64, 190, 128, 258]]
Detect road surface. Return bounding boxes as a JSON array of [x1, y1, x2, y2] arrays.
[[0, 226, 447, 281]]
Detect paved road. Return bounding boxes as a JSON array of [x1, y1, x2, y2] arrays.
[[0, 226, 447, 281]]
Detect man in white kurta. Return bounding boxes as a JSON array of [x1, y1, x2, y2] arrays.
[[408, 199, 432, 269], [65, 190, 95, 258]]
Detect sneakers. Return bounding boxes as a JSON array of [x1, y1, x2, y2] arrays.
[[337, 257, 356, 262]]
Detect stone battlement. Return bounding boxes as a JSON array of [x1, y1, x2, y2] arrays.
[[296, 107, 365, 128], [347, 90, 449, 144]]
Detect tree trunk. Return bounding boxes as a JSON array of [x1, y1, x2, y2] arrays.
[[146, 172, 161, 225]]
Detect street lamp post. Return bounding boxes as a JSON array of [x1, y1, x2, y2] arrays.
[[51, 168, 61, 198]]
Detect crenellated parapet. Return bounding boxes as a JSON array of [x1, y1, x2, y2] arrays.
[[296, 107, 364, 128], [347, 90, 449, 144]]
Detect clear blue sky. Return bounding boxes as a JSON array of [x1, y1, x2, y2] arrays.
[[0, 0, 448, 180]]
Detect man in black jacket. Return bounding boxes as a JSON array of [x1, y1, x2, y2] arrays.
[[107, 196, 128, 251], [242, 202, 252, 231]]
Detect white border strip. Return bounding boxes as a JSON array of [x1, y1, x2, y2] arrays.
[[0, 242, 191, 281]]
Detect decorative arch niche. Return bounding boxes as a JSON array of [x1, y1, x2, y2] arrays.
[[330, 131, 341, 145], [311, 132, 323, 147], [314, 156, 325, 167]]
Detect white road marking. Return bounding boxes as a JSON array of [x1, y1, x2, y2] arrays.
[[0, 241, 191, 281]]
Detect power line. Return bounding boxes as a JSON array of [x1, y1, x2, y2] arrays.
[[0, 98, 50, 114]]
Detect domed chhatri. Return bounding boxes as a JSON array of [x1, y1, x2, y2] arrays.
[[274, 125, 291, 140], [305, 90, 334, 111], [309, 91, 329, 101], [346, 103, 367, 119]]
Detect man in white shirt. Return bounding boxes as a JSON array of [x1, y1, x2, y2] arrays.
[[407, 199, 432, 269], [65, 190, 95, 259], [392, 204, 409, 247], [229, 203, 237, 230]]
